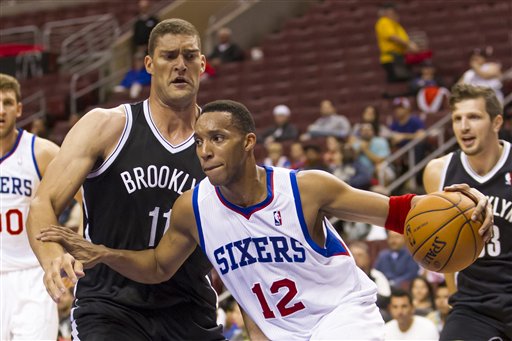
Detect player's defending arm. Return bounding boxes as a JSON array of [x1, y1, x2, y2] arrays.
[[38, 191, 199, 285], [27, 107, 125, 301]]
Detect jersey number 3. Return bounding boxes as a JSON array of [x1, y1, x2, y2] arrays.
[[252, 278, 305, 319]]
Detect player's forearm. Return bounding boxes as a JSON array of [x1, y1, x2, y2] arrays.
[[27, 197, 65, 270], [102, 248, 169, 284]]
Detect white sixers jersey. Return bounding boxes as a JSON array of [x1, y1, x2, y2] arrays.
[[0, 130, 41, 272], [193, 166, 377, 340]]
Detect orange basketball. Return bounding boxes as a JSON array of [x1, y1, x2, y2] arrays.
[[404, 191, 484, 273]]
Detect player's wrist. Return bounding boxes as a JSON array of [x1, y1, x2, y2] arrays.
[[385, 194, 417, 234]]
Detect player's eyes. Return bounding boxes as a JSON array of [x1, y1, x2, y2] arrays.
[[212, 135, 224, 142]]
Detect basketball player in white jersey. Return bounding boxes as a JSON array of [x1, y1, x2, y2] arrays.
[[38, 100, 494, 340], [0, 74, 60, 340]]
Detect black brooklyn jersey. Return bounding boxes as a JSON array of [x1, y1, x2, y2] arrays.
[[440, 141, 512, 308], [79, 101, 215, 310]]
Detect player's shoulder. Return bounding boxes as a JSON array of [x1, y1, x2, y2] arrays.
[[172, 190, 196, 225], [423, 154, 452, 193], [32, 135, 60, 176], [70, 105, 128, 147], [80, 105, 127, 130], [425, 154, 451, 172], [33, 135, 59, 161], [295, 169, 347, 195]]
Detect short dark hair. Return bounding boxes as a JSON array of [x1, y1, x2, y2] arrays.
[[148, 18, 201, 57], [380, 2, 396, 9], [201, 100, 255, 135], [0, 73, 21, 102], [449, 83, 502, 120], [390, 288, 412, 305]]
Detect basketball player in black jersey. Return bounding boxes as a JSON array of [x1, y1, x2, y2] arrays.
[[424, 84, 512, 340], [26, 19, 227, 340]]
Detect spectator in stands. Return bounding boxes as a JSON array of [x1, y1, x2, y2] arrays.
[[388, 97, 426, 181], [288, 141, 306, 170], [259, 104, 299, 144], [323, 136, 343, 169], [208, 27, 245, 68], [459, 47, 504, 104], [113, 51, 151, 99], [374, 231, 419, 289], [384, 289, 439, 340], [302, 144, 329, 171], [375, 2, 419, 83], [349, 241, 392, 321], [426, 282, 451, 333], [331, 143, 373, 190], [221, 297, 247, 341], [351, 122, 392, 181], [30, 116, 49, 138], [301, 99, 351, 141], [133, 0, 159, 54], [262, 141, 290, 168], [410, 60, 444, 96], [389, 97, 426, 147], [352, 105, 392, 139], [409, 276, 436, 317]]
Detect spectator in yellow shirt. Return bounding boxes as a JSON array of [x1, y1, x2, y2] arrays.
[[375, 3, 418, 82]]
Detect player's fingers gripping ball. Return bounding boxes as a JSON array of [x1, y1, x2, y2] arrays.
[[405, 191, 484, 273]]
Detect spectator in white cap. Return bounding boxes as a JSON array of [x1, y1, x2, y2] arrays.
[[388, 96, 427, 183], [389, 97, 425, 148], [258, 104, 299, 145]]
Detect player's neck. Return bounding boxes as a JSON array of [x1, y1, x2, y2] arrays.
[[219, 164, 267, 207], [148, 97, 198, 143], [0, 128, 19, 157], [466, 140, 503, 176]]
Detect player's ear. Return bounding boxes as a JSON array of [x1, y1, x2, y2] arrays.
[[145, 55, 153, 75], [16, 102, 22, 118], [492, 114, 503, 133], [200, 55, 206, 74], [244, 133, 257, 151]]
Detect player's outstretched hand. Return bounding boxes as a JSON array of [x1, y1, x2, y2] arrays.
[[37, 224, 106, 269], [41, 252, 84, 303], [444, 183, 494, 243]]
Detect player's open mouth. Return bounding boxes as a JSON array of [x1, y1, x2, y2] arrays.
[[171, 77, 189, 85], [461, 136, 475, 146]]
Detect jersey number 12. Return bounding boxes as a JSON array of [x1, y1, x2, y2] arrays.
[[252, 278, 306, 319]]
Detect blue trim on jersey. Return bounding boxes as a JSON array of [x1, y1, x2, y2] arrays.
[[31, 133, 42, 180], [0, 128, 23, 163], [289, 170, 349, 257], [215, 166, 274, 219], [193, 185, 206, 254]]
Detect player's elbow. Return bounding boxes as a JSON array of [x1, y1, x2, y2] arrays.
[[151, 264, 173, 284]]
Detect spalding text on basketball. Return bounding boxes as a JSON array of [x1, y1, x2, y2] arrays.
[[421, 236, 447, 267]]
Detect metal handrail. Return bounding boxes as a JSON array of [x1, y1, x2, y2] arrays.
[[16, 90, 46, 128], [69, 53, 129, 115], [42, 14, 112, 50], [378, 113, 455, 193], [0, 25, 41, 46]]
